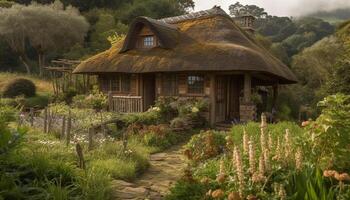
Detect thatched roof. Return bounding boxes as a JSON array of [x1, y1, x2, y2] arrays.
[[74, 6, 297, 84]]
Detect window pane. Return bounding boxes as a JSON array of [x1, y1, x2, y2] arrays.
[[187, 75, 204, 94], [162, 74, 178, 96], [111, 76, 120, 92], [143, 36, 154, 47], [121, 74, 131, 92]]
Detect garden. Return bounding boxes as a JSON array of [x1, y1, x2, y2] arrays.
[[166, 94, 350, 200], [0, 77, 208, 199]]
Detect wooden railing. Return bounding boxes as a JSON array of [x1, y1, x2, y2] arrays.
[[109, 95, 143, 113]]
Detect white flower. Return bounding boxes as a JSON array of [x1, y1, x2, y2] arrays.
[[191, 107, 199, 113]]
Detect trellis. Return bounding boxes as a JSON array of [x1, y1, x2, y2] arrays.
[[45, 59, 96, 95]]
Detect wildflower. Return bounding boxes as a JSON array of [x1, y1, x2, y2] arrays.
[[206, 189, 212, 196], [284, 129, 291, 159], [273, 137, 281, 161], [191, 106, 199, 113], [211, 189, 224, 199], [268, 133, 273, 150], [295, 148, 302, 170], [335, 173, 350, 182], [234, 146, 244, 198], [259, 154, 265, 176], [248, 139, 256, 174], [200, 177, 210, 184], [247, 194, 258, 200], [323, 170, 337, 178], [278, 185, 286, 200], [228, 192, 241, 200], [301, 121, 310, 127], [216, 174, 226, 184], [219, 159, 225, 174], [252, 172, 266, 183], [260, 127, 267, 154], [226, 135, 233, 148], [264, 149, 271, 172], [243, 128, 249, 154]]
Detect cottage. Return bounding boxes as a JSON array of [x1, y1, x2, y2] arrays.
[[73, 6, 297, 126]]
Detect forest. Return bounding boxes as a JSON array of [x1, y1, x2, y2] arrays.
[[0, 0, 350, 200]]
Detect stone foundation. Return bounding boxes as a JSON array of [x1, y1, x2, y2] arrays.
[[240, 104, 257, 122]]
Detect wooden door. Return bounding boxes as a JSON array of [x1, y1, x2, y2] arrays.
[[215, 76, 227, 122], [228, 76, 241, 121], [143, 74, 156, 111]]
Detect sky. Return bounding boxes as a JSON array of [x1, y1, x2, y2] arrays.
[[193, 0, 350, 17]]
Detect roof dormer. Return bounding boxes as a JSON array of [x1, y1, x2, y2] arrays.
[[120, 17, 179, 53]]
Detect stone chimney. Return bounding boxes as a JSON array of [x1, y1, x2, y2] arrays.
[[236, 14, 256, 34]]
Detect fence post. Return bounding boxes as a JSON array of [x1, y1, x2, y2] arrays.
[[61, 116, 66, 140], [88, 126, 94, 151], [47, 109, 52, 133], [66, 109, 72, 146], [75, 143, 85, 169], [29, 108, 34, 127], [108, 91, 113, 111], [44, 108, 48, 133]]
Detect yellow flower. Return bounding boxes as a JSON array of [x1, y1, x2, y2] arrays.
[[191, 106, 199, 113]]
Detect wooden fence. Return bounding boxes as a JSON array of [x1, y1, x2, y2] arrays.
[[108, 95, 143, 113]]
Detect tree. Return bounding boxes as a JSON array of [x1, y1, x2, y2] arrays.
[[0, 0, 89, 75], [229, 1, 267, 18]]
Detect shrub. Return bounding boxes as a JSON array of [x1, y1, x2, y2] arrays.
[[2, 78, 36, 98], [306, 94, 350, 170], [24, 95, 49, 108], [166, 180, 208, 200], [185, 130, 226, 162]]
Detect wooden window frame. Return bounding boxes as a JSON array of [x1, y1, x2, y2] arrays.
[[100, 74, 131, 94], [161, 74, 178, 96], [187, 75, 205, 95]]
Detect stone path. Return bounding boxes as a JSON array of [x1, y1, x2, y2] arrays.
[[111, 144, 187, 200]]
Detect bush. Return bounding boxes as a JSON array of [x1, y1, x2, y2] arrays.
[[2, 78, 36, 98], [306, 94, 350, 170], [166, 180, 208, 200], [24, 95, 49, 108], [185, 130, 226, 162]]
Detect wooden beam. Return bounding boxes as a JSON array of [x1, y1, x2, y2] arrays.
[[209, 74, 216, 126], [243, 73, 252, 103]]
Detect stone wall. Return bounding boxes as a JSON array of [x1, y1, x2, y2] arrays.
[[240, 103, 257, 122]]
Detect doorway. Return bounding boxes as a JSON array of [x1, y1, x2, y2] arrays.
[[143, 74, 156, 111], [215, 75, 241, 123]]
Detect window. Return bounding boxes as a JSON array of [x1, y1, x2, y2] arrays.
[[99, 74, 131, 93], [111, 76, 120, 92], [143, 36, 154, 47], [187, 75, 204, 94], [162, 74, 178, 96], [121, 74, 131, 92]]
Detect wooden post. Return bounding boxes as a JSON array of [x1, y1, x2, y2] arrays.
[[88, 127, 94, 151], [47, 109, 52, 133], [61, 116, 66, 140], [75, 143, 85, 169], [272, 84, 278, 108], [66, 109, 72, 146], [209, 74, 216, 126], [243, 73, 252, 103], [29, 108, 34, 127], [108, 91, 113, 111], [44, 108, 48, 133]]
